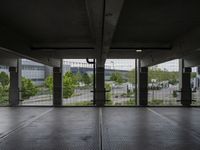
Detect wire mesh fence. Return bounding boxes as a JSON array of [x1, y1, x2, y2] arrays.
[[105, 59, 136, 106], [0, 66, 9, 106], [191, 67, 200, 106], [62, 59, 94, 106], [148, 60, 181, 106], [1, 58, 198, 106], [20, 59, 53, 106]]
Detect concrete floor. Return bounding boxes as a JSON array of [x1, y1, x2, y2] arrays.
[[0, 107, 200, 150]]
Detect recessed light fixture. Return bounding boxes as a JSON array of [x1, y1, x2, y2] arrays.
[[136, 49, 142, 53]]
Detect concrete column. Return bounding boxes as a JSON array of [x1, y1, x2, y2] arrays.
[[179, 59, 192, 106], [138, 66, 148, 106], [9, 67, 19, 106], [53, 67, 62, 106], [18, 59, 22, 101], [181, 68, 192, 106], [95, 60, 105, 107]]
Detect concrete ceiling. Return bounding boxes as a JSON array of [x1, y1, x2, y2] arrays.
[[0, 0, 200, 66]]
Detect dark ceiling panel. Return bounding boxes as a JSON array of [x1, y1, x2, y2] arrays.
[[112, 0, 200, 46], [0, 0, 93, 44]]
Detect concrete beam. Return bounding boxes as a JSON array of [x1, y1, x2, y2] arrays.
[[0, 58, 18, 67], [30, 49, 96, 59], [0, 26, 61, 67], [111, 42, 171, 49], [184, 52, 200, 67], [141, 28, 200, 67], [102, 0, 124, 58], [85, 0, 104, 47], [107, 49, 141, 58]]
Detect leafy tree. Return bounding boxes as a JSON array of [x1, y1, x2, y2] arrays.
[[63, 71, 77, 98], [110, 71, 123, 84], [21, 77, 38, 99], [75, 71, 82, 85], [44, 72, 77, 98], [105, 83, 112, 104], [82, 73, 91, 85], [0, 72, 9, 104], [127, 69, 135, 83], [191, 72, 197, 79], [45, 75, 53, 93], [148, 68, 179, 85], [0, 72, 9, 88]]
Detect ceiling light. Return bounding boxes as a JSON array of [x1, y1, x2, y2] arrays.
[[136, 49, 142, 53]]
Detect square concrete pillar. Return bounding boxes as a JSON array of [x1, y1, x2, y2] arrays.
[[138, 67, 148, 106], [53, 67, 62, 106], [95, 66, 105, 107], [9, 67, 19, 106], [181, 67, 192, 106]]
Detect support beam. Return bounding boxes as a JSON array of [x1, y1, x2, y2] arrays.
[[30, 49, 96, 59], [138, 66, 148, 106], [0, 25, 61, 67], [9, 67, 19, 106], [179, 59, 192, 106], [184, 52, 200, 67], [53, 66, 62, 106], [95, 60, 105, 106], [102, 0, 124, 58], [141, 28, 200, 67]]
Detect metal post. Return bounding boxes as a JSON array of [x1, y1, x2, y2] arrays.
[[86, 58, 96, 105]]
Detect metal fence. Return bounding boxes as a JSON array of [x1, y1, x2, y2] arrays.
[[20, 59, 53, 106], [0, 66, 9, 106], [62, 59, 94, 106], [1, 59, 199, 106], [148, 60, 181, 106], [191, 67, 200, 106], [105, 59, 136, 106]]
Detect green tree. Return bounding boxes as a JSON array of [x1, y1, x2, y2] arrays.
[[0, 72, 9, 88], [75, 71, 82, 85], [148, 68, 179, 85], [0, 72, 9, 104], [105, 83, 112, 104], [44, 72, 77, 98], [21, 77, 38, 99], [110, 71, 123, 84], [45, 75, 53, 93], [82, 73, 91, 85], [127, 69, 135, 83], [191, 72, 197, 79], [63, 71, 77, 98]]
